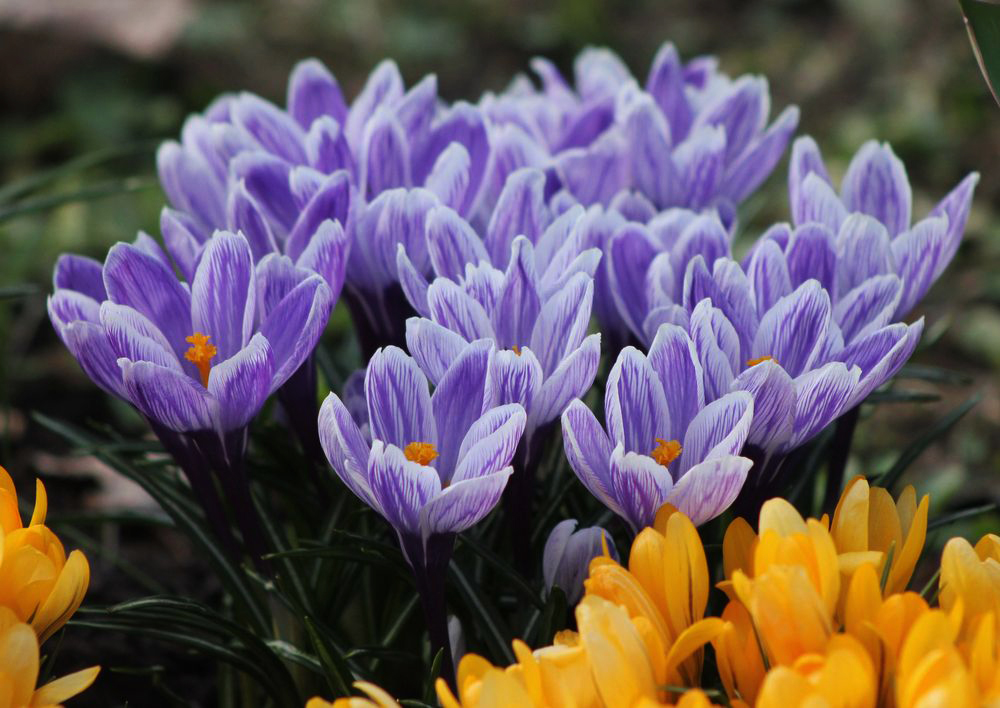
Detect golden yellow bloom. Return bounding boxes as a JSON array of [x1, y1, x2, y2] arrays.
[[586, 507, 717, 687], [831, 476, 929, 595], [307, 681, 402, 708], [895, 609, 981, 708], [711, 601, 766, 704], [0, 606, 99, 707], [940, 533, 1000, 636], [755, 634, 877, 708], [0, 467, 90, 643]]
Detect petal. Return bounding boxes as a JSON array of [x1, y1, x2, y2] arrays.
[[607, 224, 658, 339], [287, 58, 348, 128], [227, 184, 279, 262], [345, 59, 404, 146], [59, 321, 126, 397], [418, 103, 490, 216], [53, 254, 106, 302], [207, 333, 275, 428], [296, 218, 349, 300], [156, 142, 225, 229], [395, 74, 438, 143], [33, 666, 101, 705], [788, 362, 862, 449], [697, 75, 769, 164], [673, 125, 726, 209], [561, 399, 617, 513], [689, 299, 740, 401], [543, 519, 578, 592], [555, 131, 629, 206], [365, 346, 436, 449], [119, 359, 218, 432], [230, 151, 297, 234], [360, 109, 411, 198], [103, 241, 193, 360], [929, 172, 979, 279], [255, 254, 312, 317], [318, 393, 374, 505], [788, 135, 832, 225], [452, 404, 526, 484], [484, 346, 543, 417], [368, 441, 441, 535], [840, 140, 912, 236], [745, 239, 792, 315], [305, 116, 355, 173], [720, 105, 799, 203], [431, 339, 491, 481], [260, 274, 333, 386], [834, 274, 902, 343], [646, 42, 693, 140], [100, 301, 180, 372], [731, 359, 796, 452], [47, 289, 100, 331], [493, 238, 542, 349], [794, 172, 847, 234], [427, 278, 496, 341], [839, 320, 923, 407], [752, 280, 832, 378], [285, 170, 353, 263], [529, 273, 594, 377], [426, 205, 490, 281], [891, 216, 950, 318], [485, 168, 548, 265], [425, 142, 471, 213], [680, 391, 753, 474], [604, 347, 671, 454], [530, 332, 601, 428], [667, 456, 753, 526], [405, 316, 468, 386], [621, 93, 676, 208], [610, 445, 673, 533], [647, 323, 705, 438], [835, 213, 895, 295], [396, 244, 431, 316], [785, 223, 836, 294], [672, 214, 731, 282], [232, 93, 307, 164], [419, 469, 511, 539], [191, 231, 256, 361]]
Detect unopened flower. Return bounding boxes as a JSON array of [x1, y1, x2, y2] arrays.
[[306, 682, 401, 708], [561, 324, 754, 532], [543, 519, 618, 605], [0, 607, 99, 708], [0, 467, 89, 644]]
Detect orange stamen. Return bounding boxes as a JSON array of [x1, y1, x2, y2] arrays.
[[746, 355, 776, 368], [511, 345, 522, 356], [650, 438, 682, 467], [184, 332, 217, 388], [404, 442, 439, 466]]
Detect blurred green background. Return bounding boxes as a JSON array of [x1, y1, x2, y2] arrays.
[[1, 0, 997, 704]]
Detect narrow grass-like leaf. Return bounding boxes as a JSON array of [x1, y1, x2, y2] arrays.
[[0, 177, 158, 223], [457, 535, 544, 610], [927, 502, 998, 530], [449, 562, 515, 664], [876, 394, 980, 491], [960, 0, 1000, 106], [867, 390, 941, 405], [896, 364, 974, 386], [303, 614, 355, 697]]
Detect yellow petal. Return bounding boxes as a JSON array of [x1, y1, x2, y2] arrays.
[[0, 621, 39, 707], [32, 666, 100, 706], [975, 533, 1000, 563], [577, 595, 657, 708], [663, 617, 724, 686], [758, 498, 807, 537], [29, 479, 48, 528], [32, 550, 90, 644], [831, 475, 870, 553], [887, 492, 928, 595], [435, 678, 462, 708], [722, 517, 757, 580]]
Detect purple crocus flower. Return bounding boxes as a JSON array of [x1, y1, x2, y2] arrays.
[[480, 43, 799, 218], [317, 341, 526, 681], [561, 324, 754, 533], [157, 58, 492, 354], [49, 230, 333, 562], [542, 519, 618, 605], [777, 136, 978, 322]]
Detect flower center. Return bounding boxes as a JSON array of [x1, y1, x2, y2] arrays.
[[650, 438, 682, 467], [746, 355, 776, 368], [404, 442, 438, 466], [184, 332, 217, 388]]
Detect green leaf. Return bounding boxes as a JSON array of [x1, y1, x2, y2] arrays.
[[0, 177, 159, 223], [927, 502, 998, 530], [457, 534, 544, 610], [266, 640, 323, 672], [960, 0, 1000, 106], [303, 615, 355, 698], [449, 563, 515, 665], [875, 394, 980, 491], [896, 364, 974, 386], [867, 390, 941, 405]]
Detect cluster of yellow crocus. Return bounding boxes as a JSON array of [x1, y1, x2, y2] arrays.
[[312, 475, 1000, 708], [0, 467, 98, 706]]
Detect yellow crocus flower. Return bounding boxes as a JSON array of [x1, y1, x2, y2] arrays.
[[831, 476, 929, 595], [755, 634, 877, 708], [940, 533, 1000, 637], [895, 609, 981, 708], [711, 601, 766, 704], [0, 606, 99, 707], [0, 467, 90, 643]]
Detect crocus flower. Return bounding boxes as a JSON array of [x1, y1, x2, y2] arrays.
[[318, 342, 526, 681], [542, 519, 618, 605], [306, 682, 402, 708], [783, 136, 978, 321], [561, 324, 754, 533], [0, 607, 100, 708], [677, 255, 924, 462], [49, 231, 333, 562], [0, 467, 89, 644], [481, 43, 799, 218], [158, 58, 492, 353]]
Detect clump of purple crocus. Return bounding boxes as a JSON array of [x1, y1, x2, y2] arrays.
[[49, 230, 334, 564], [543, 519, 618, 605], [561, 324, 754, 533], [480, 43, 799, 219], [318, 341, 526, 681]]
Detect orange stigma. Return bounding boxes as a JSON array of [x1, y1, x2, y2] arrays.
[[511, 345, 522, 356], [184, 332, 217, 387], [746, 355, 776, 368], [650, 438, 682, 467], [404, 442, 438, 466]]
